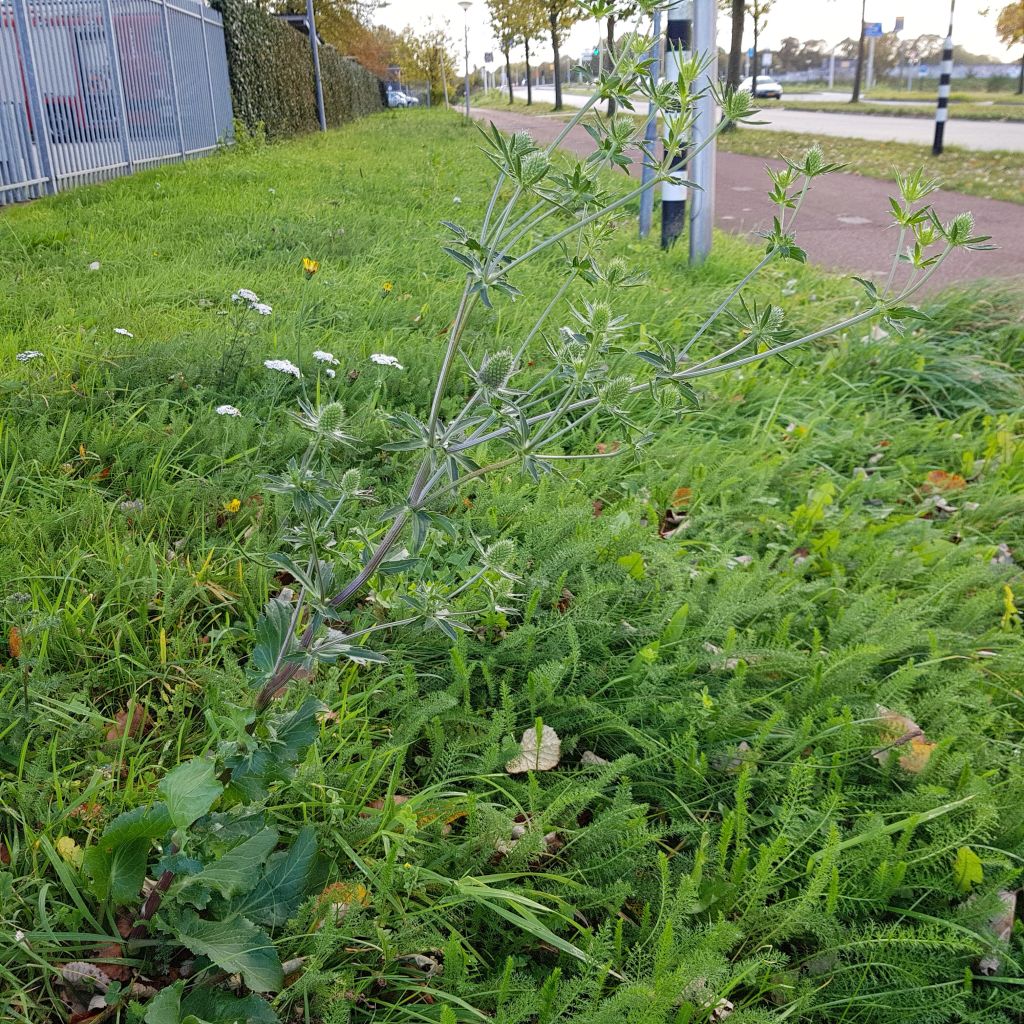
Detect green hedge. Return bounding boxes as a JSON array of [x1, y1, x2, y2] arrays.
[[212, 0, 382, 139]]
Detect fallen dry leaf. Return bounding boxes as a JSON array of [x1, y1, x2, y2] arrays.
[[105, 705, 153, 745], [925, 470, 966, 492], [873, 705, 936, 773], [979, 889, 1017, 975], [580, 750, 609, 766], [670, 487, 692, 506], [506, 724, 561, 774]]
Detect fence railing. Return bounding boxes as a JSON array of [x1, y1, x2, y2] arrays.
[[0, 0, 233, 205]]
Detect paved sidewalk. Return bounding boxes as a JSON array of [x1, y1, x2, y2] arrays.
[[473, 106, 1024, 296]]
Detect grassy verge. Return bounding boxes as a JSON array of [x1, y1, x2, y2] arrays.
[[777, 98, 1024, 121], [475, 92, 1024, 204], [2, 108, 1024, 1023]]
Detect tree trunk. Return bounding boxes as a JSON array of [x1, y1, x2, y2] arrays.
[[525, 38, 533, 105], [606, 14, 616, 115], [505, 49, 514, 103], [751, 20, 758, 98], [851, 0, 867, 103], [1018, 50, 1023, 95], [551, 12, 563, 110], [728, 0, 744, 88]]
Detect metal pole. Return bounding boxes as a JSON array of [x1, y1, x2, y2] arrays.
[[661, 0, 692, 250], [12, 0, 58, 194], [828, 47, 835, 89], [866, 34, 875, 91], [464, 18, 470, 116], [199, 9, 220, 147], [306, 0, 326, 130], [639, 9, 662, 239], [689, 0, 716, 265], [98, 0, 134, 174], [160, 0, 187, 158], [932, 0, 955, 155]]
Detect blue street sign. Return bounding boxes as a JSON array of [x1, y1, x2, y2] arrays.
[[747, 47, 754, 58], [864, 22, 883, 37], [919, 64, 928, 75]]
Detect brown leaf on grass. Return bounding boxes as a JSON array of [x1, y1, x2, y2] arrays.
[[979, 890, 1017, 975], [670, 487, 692, 506], [8, 625, 21, 659], [595, 441, 620, 455], [316, 881, 370, 925], [992, 543, 1015, 566], [925, 470, 966, 492], [93, 943, 131, 982], [506, 725, 560, 774], [873, 705, 936, 773], [0, 841, 10, 865], [104, 705, 153, 745], [556, 588, 574, 614]]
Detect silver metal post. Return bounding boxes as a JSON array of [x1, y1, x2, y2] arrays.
[[11, 0, 58, 194], [689, 0, 716, 264], [638, 8, 662, 239], [932, 0, 955, 155], [458, 1, 472, 118], [98, 0, 133, 174], [160, 0, 187, 157], [306, 0, 327, 131], [199, 10, 219, 146]]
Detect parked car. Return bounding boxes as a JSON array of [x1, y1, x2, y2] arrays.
[[738, 76, 783, 99], [386, 90, 419, 108]]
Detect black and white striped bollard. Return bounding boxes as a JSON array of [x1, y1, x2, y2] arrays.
[[661, 0, 692, 249], [932, 2, 955, 156]]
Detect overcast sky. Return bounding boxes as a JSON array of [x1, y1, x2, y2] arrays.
[[375, 0, 1016, 68]]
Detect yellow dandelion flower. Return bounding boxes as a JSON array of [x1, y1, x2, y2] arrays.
[[381, 281, 393, 295], [223, 498, 241, 514], [302, 257, 320, 277]]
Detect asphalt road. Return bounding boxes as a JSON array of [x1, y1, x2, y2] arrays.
[[474, 105, 1024, 294], [513, 87, 1024, 152]]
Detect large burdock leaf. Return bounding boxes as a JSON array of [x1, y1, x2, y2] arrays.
[[506, 724, 560, 774], [167, 909, 283, 992], [159, 758, 223, 829]]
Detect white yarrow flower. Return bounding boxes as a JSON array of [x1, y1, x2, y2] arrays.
[[88, 261, 100, 271], [264, 359, 301, 379], [114, 327, 134, 337], [370, 353, 404, 369], [216, 404, 241, 417], [253, 302, 273, 316], [452, 196, 462, 204], [236, 288, 259, 303], [325, 368, 336, 378], [313, 350, 339, 365], [16, 350, 43, 362]]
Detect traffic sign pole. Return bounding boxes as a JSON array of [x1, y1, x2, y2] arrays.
[[661, 0, 692, 250], [933, 0, 956, 155]]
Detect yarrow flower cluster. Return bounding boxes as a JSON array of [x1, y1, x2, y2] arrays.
[[371, 353, 404, 370], [232, 289, 271, 315], [313, 350, 339, 365], [264, 359, 301, 379], [16, 351, 43, 362], [216, 404, 241, 417], [114, 328, 134, 338]]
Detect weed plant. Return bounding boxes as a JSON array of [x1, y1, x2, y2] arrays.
[[1, 28, 1023, 1024]]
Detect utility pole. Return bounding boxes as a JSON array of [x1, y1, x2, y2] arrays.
[[306, 0, 326, 130], [689, 0, 716, 264], [660, 0, 692, 250], [933, 0, 956, 155], [638, 8, 663, 240], [458, 0, 472, 118]]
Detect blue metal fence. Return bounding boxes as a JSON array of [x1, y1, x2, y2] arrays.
[[0, 0, 232, 204]]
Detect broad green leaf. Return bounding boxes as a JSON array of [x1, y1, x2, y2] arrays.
[[250, 596, 295, 677], [144, 980, 184, 1024], [159, 759, 223, 830], [271, 697, 323, 765], [232, 826, 317, 927], [953, 846, 984, 892], [99, 803, 173, 849], [83, 837, 149, 903], [617, 551, 646, 580], [181, 828, 278, 900], [181, 987, 278, 1024], [169, 909, 283, 993]]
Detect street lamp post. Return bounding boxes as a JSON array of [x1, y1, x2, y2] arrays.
[[458, 1, 472, 118]]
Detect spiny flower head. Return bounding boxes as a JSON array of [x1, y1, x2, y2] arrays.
[[478, 349, 514, 391], [291, 399, 355, 444]]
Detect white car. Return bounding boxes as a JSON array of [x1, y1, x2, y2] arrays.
[[387, 90, 419, 108], [738, 76, 783, 99]]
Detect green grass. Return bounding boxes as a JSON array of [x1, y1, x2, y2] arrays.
[[476, 91, 1024, 205], [777, 98, 1024, 121], [2, 108, 1024, 1023]]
